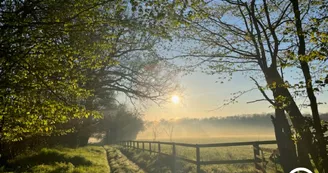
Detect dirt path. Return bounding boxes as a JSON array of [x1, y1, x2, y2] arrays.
[[104, 146, 145, 173]]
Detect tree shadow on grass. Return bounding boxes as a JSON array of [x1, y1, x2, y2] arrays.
[[7, 148, 92, 172]]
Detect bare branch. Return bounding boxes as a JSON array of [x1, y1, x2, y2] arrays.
[[208, 88, 257, 112], [247, 99, 273, 104], [250, 77, 275, 106]]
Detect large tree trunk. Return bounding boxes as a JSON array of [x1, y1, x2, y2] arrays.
[[77, 134, 90, 147], [271, 109, 299, 172], [75, 96, 94, 147], [264, 67, 314, 171], [76, 116, 93, 147], [290, 0, 328, 172]]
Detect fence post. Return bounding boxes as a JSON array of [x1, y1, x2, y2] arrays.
[[142, 142, 145, 151], [260, 149, 266, 171], [158, 142, 161, 154], [172, 143, 176, 173], [196, 145, 200, 173], [253, 143, 264, 172], [137, 141, 139, 149], [149, 142, 152, 153]]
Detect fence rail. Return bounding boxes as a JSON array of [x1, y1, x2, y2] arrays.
[[118, 140, 277, 173]]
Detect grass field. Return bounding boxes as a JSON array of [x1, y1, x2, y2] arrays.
[[119, 136, 281, 173], [1, 146, 109, 173]]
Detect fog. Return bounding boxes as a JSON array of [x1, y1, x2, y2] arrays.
[[137, 113, 328, 141], [138, 114, 275, 140]]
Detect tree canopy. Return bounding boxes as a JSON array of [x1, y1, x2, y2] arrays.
[[0, 0, 182, 143]]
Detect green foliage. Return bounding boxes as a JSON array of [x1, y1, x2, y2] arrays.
[[0, 0, 181, 144], [0, 0, 118, 142]]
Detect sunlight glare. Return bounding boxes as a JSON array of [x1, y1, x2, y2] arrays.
[[171, 95, 180, 104]]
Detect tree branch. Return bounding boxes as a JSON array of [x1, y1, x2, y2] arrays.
[[250, 77, 275, 106]]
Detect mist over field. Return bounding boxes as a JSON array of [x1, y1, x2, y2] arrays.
[[137, 113, 328, 141]]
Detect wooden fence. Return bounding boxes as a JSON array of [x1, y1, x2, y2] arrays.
[[119, 140, 277, 173]]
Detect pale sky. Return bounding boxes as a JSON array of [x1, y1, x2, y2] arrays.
[[141, 69, 328, 121]]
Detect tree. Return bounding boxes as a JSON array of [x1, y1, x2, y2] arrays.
[[95, 104, 144, 145], [160, 119, 175, 141], [170, 0, 327, 171], [68, 21, 180, 146], [289, 0, 328, 171], [0, 0, 183, 160], [147, 121, 162, 141], [0, 0, 109, 143]]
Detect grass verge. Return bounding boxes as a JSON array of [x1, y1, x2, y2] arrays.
[[1, 146, 109, 173]]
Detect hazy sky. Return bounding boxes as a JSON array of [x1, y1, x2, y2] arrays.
[[141, 69, 328, 121]]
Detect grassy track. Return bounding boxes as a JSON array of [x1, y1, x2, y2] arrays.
[[117, 145, 178, 173], [2, 146, 109, 173], [104, 146, 144, 173]]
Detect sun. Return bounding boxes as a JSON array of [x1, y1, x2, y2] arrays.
[[171, 95, 180, 104]]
